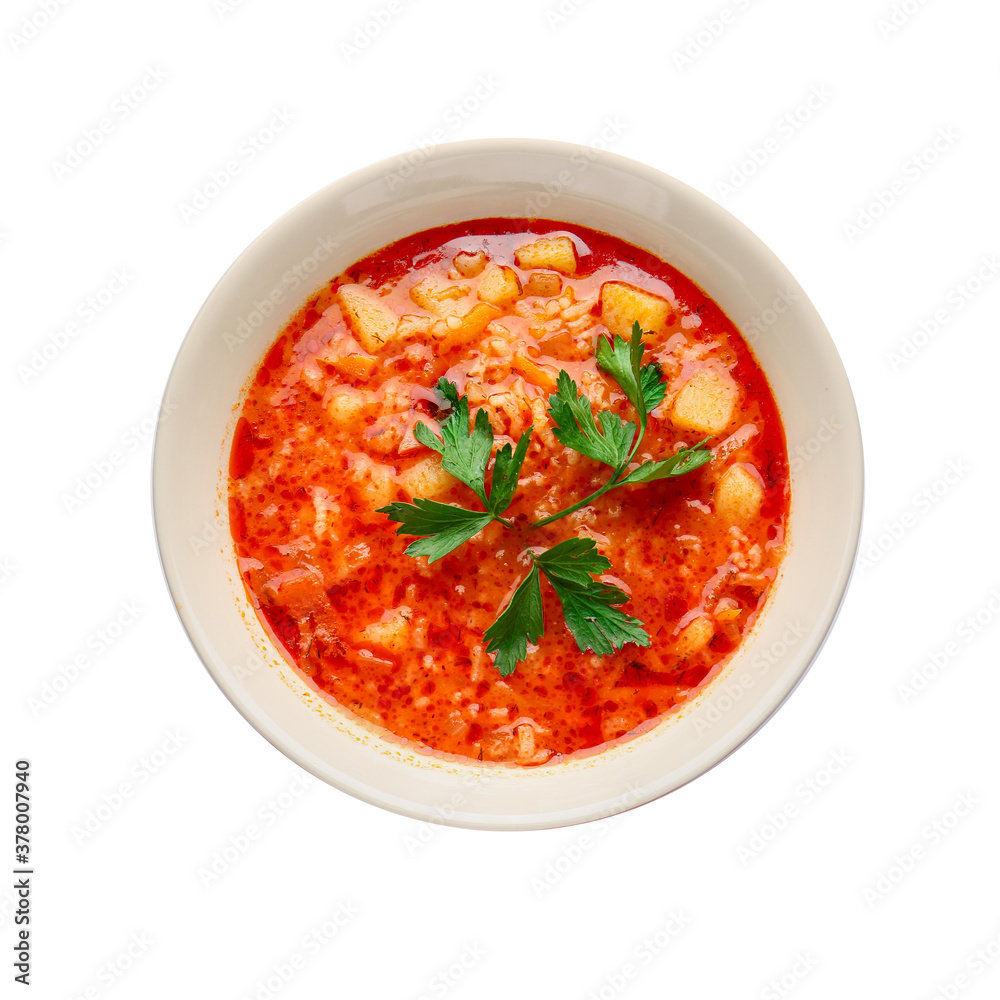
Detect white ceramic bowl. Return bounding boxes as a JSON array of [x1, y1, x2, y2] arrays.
[[153, 138, 862, 830]]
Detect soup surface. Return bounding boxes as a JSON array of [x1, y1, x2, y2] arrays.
[[228, 219, 789, 765]]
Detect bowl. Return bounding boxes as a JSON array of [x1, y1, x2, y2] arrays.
[[152, 138, 863, 830]]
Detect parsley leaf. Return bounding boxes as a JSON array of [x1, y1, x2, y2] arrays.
[[534, 538, 650, 657], [548, 370, 634, 468], [380, 381, 532, 561], [484, 564, 544, 677], [377, 499, 493, 563], [639, 358, 667, 412], [531, 535, 611, 583], [415, 378, 493, 507], [533, 324, 711, 529], [483, 539, 650, 676], [617, 438, 713, 485], [382, 327, 711, 675], [414, 379, 532, 517], [488, 427, 533, 515], [435, 378, 462, 411], [595, 320, 667, 425], [596, 321, 656, 418]]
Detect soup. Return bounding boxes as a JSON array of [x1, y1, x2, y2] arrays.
[[227, 219, 789, 765]]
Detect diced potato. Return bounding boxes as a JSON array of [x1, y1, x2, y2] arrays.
[[599, 280, 674, 340], [329, 354, 377, 381], [346, 452, 396, 508], [454, 250, 488, 277], [300, 364, 323, 389], [356, 467, 395, 508], [336, 284, 400, 353], [327, 387, 367, 424], [396, 455, 457, 498], [364, 416, 403, 456], [515, 724, 536, 761], [524, 272, 562, 297], [511, 355, 558, 394], [396, 314, 434, 339], [514, 236, 578, 275], [380, 377, 415, 415], [409, 276, 472, 316], [315, 330, 365, 366], [670, 367, 738, 435], [262, 567, 312, 603], [715, 463, 764, 525], [477, 264, 522, 308], [311, 487, 339, 539], [360, 607, 412, 656], [601, 706, 647, 743], [674, 616, 715, 659]]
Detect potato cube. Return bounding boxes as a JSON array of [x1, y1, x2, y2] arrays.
[[409, 276, 472, 316], [714, 463, 764, 525], [351, 456, 396, 508], [670, 367, 738, 435], [363, 477, 394, 509], [477, 264, 522, 308], [515, 724, 536, 761], [262, 567, 312, 603], [336, 284, 400, 353], [524, 272, 563, 297], [599, 280, 674, 340], [674, 616, 714, 659], [514, 236, 578, 274], [396, 455, 457, 498], [396, 314, 433, 339], [454, 250, 488, 277], [360, 607, 412, 656], [601, 706, 647, 743], [327, 387, 367, 425]]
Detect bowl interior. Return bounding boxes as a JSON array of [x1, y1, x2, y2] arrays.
[[153, 139, 862, 830]]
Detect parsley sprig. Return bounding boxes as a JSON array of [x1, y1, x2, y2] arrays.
[[534, 321, 710, 527], [377, 378, 532, 562], [378, 321, 714, 674], [484, 538, 650, 676]]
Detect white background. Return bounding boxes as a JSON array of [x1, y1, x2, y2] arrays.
[[5, 0, 999, 997]]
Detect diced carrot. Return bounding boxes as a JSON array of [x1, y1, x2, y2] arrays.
[[512, 355, 559, 394], [331, 354, 377, 381]]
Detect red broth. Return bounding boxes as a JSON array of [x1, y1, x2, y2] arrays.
[[228, 219, 789, 764]]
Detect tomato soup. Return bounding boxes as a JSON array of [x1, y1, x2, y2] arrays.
[[228, 219, 789, 765]]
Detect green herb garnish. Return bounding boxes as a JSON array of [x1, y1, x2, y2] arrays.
[[483, 563, 544, 678], [379, 322, 713, 674], [533, 321, 710, 527], [534, 538, 650, 657], [374, 499, 495, 563], [378, 376, 532, 562], [484, 538, 650, 677]]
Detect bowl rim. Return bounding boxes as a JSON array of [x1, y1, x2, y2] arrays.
[[153, 136, 864, 830]]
